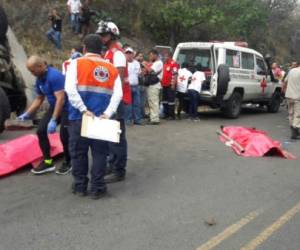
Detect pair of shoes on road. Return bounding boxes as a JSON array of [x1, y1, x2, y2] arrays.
[[147, 121, 160, 125], [126, 120, 145, 126], [290, 127, 300, 140], [72, 188, 107, 200], [31, 160, 72, 175], [190, 117, 200, 122]]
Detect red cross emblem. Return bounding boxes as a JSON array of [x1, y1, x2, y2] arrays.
[[179, 76, 186, 82], [260, 78, 267, 94]]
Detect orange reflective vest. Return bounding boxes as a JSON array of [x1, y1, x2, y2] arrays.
[[68, 54, 119, 120]]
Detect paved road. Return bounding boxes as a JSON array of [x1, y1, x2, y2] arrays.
[[0, 107, 299, 250]]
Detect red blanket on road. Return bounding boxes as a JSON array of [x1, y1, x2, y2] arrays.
[[0, 133, 63, 176], [219, 126, 296, 159]]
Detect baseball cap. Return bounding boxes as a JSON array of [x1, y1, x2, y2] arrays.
[[125, 47, 134, 54]]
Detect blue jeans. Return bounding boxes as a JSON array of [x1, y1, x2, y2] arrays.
[[188, 89, 199, 118], [69, 120, 108, 193], [126, 85, 142, 123], [46, 28, 62, 50], [70, 13, 81, 33]]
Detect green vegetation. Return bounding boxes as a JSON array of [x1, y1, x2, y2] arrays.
[[99, 0, 299, 62], [2, 0, 300, 64]]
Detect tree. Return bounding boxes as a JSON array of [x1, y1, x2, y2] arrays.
[[143, 0, 223, 47]]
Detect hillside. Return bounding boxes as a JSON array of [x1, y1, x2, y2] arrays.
[[1, 0, 154, 67]]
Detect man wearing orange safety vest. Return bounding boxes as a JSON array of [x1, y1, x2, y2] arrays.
[[96, 21, 131, 183], [161, 50, 179, 120], [65, 34, 123, 199]]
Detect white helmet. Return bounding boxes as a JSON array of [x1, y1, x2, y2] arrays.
[[96, 21, 120, 37]]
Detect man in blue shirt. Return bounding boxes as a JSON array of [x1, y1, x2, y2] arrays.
[[18, 55, 71, 175]]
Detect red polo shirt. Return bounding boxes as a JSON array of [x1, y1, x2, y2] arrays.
[[161, 59, 179, 87]]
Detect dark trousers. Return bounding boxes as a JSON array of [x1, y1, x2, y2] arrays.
[[162, 86, 176, 118], [108, 102, 128, 176], [69, 120, 108, 193], [177, 92, 186, 117], [36, 108, 70, 162], [188, 89, 199, 118]]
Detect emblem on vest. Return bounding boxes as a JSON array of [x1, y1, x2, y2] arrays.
[[94, 66, 109, 82]]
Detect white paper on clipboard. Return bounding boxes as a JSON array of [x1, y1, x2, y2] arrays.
[[81, 113, 121, 143]]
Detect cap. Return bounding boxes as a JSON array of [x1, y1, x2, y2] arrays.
[[125, 47, 134, 54]]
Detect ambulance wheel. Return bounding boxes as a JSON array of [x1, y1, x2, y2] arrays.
[[223, 92, 242, 119], [267, 91, 281, 113], [0, 87, 11, 133], [217, 64, 230, 96]]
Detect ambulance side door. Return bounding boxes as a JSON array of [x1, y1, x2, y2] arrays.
[[254, 55, 269, 99]]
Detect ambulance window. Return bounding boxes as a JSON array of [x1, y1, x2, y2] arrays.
[[177, 49, 212, 71], [226, 50, 240, 68], [241, 53, 254, 70], [256, 57, 267, 75]]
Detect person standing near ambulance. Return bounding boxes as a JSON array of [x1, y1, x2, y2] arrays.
[[96, 21, 131, 183], [188, 64, 206, 121], [65, 34, 123, 199], [161, 50, 179, 120], [177, 63, 192, 119], [283, 62, 300, 140]]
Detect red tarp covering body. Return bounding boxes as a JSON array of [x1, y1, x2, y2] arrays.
[[220, 126, 296, 159], [0, 133, 63, 176]]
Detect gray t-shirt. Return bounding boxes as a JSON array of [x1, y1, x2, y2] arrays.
[[286, 67, 300, 100]]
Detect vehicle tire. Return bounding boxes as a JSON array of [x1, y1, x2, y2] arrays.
[[0, 6, 8, 40], [217, 64, 230, 96], [267, 91, 281, 113], [0, 87, 11, 133], [223, 92, 242, 119]]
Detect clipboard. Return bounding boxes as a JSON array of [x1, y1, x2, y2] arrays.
[[81, 113, 121, 143]]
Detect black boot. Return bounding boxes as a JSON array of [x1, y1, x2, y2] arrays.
[[290, 127, 299, 140], [168, 105, 176, 120], [104, 172, 126, 183]]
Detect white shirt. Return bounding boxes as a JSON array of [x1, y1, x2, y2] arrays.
[[177, 68, 192, 93], [112, 51, 127, 68], [128, 60, 141, 86], [150, 60, 163, 89], [286, 67, 300, 100], [65, 53, 123, 118], [188, 71, 206, 93], [67, 0, 82, 14]]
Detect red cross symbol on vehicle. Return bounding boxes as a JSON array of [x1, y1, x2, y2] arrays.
[[260, 77, 267, 94], [179, 76, 186, 82]]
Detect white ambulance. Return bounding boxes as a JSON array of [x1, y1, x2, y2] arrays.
[[173, 42, 282, 118]]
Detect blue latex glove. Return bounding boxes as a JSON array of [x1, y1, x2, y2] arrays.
[[47, 118, 57, 134], [17, 112, 30, 121]]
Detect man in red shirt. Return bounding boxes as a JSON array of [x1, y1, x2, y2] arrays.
[[161, 50, 179, 120], [96, 21, 131, 183]]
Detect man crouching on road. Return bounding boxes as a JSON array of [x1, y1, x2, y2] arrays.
[[65, 34, 123, 199], [18, 55, 71, 175]]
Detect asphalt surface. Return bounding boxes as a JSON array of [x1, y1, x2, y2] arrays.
[[0, 107, 299, 250]]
